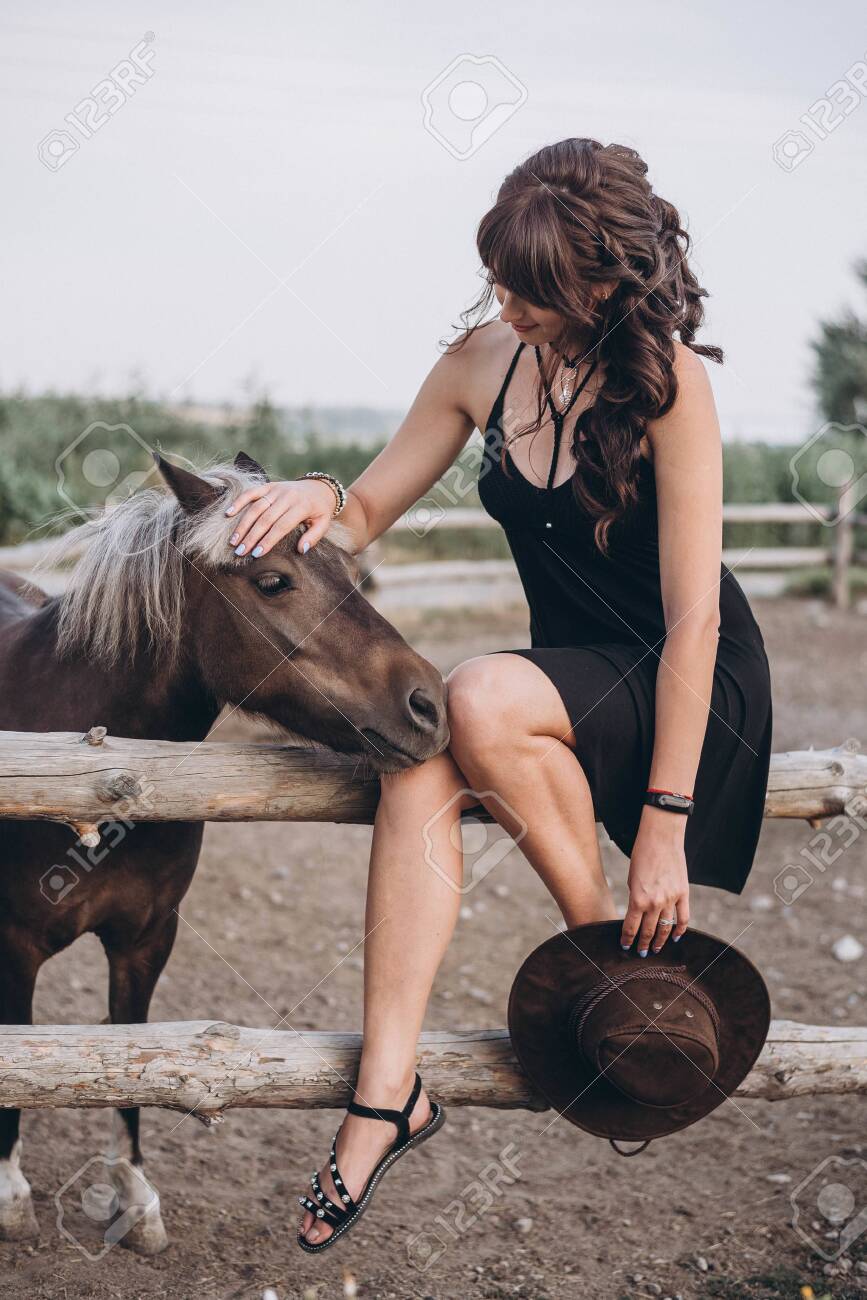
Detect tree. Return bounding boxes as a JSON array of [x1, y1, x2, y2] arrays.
[[812, 260, 867, 424], [811, 260, 867, 609]]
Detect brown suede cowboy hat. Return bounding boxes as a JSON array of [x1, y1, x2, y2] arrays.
[[508, 920, 771, 1148]]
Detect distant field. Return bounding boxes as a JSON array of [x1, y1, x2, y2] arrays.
[[0, 389, 858, 551]]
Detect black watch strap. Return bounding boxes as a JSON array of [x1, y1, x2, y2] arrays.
[[644, 790, 695, 816]]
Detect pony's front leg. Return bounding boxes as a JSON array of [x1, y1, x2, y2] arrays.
[[0, 937, 42, 1241], [100, 917, 179, 1256]]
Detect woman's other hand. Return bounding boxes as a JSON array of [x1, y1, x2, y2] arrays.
[[620, 812, 690, 955]]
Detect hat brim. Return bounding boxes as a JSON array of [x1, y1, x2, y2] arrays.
[[507, 920, 771, 1141]]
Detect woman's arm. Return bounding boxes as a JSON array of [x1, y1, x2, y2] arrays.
[[620, 344, 723, 956], [225, 345, 477, 557]]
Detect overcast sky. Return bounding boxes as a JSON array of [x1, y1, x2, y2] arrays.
[[3, 0, 866, 442]]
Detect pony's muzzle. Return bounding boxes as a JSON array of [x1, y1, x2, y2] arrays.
[[406, 686, 443, 735]]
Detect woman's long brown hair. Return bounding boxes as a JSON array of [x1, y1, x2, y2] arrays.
[[455, 138, 722, 551]]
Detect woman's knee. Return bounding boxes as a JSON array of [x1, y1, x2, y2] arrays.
[[377, 748, 465, 808], [446, 656, 525, 761]]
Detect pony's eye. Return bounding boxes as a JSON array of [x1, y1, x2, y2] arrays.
[[253, 573, 293, 597]]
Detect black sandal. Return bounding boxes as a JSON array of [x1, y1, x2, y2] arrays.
[[297, 1071, 445, 1253]]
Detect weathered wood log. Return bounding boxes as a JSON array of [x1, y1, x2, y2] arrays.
[[762, 739, 865, 819], [0, 1020, 863, 1117], [0, 729, 381, 825], [0, 731, 863, 826]]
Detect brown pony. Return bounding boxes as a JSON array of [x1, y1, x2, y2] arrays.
[[0, 452, 447, 1252]]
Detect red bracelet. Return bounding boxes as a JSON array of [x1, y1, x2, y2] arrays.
[[646, 787, 694, 800]]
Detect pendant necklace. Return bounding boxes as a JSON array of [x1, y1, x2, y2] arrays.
[[534, 345, 599, 531], [557, 348, 583, 405]]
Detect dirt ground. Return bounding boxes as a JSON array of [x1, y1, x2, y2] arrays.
[[2, 597, 867, 1300]]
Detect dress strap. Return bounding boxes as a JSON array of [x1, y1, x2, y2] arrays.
[[501, 341, 525, 393], [534, 346, 600, 493], [486, 343, 525, 429]]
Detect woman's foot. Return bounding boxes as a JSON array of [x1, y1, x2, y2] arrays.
[[298, 1071, 432, 1246]]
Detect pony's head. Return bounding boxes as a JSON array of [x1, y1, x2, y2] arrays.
[[51, 452, 448, 771]]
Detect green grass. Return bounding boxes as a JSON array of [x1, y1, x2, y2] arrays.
[[783, 566, 867, 599]]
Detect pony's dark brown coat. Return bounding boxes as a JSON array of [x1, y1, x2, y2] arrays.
[[0, 453, 447, 1241]]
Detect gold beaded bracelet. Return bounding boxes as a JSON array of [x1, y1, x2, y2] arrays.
[[302, 471, 347, 517]]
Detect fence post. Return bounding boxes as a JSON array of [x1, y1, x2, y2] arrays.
[[831, 482, 856, 611]]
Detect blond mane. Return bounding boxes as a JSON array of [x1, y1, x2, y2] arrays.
[[39, 461, 350, 666]]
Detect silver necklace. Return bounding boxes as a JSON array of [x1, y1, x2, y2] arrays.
[[559, 361, 573, 405], [553, 346, 583, 405]]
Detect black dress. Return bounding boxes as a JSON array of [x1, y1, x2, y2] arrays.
[[477, 344, 773, 895]]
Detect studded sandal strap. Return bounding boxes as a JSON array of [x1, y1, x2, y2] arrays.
[[298, 1193, 345, 1230], [346, 1072, 422, 1149], [310, 1170, 350, 1222], [328, 1135, 359, 1214]]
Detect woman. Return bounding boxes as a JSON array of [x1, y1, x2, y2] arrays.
[[226, 137, 773, 1249]]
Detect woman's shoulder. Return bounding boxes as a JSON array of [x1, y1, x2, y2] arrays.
[[646, 341, 720, 458], [671, 339, 712, 386], [443, 318, 518, 367], [439, 320, 522, 425]]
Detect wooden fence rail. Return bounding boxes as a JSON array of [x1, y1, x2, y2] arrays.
[[0, 731, 863, 831], [0, 1020, 864, 1117], [385, 503, 865, 607], [3, 502, 866, 607], [386, 503, 867, 529], [1, 731, 865, 1113]]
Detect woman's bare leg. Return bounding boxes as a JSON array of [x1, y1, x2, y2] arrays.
[[446, 654, 619, 929], [299, 653, 617, 1244], [299, 750, 475, 1243]]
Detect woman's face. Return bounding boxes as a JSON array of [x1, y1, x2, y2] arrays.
[[493, 283, 564, 345]]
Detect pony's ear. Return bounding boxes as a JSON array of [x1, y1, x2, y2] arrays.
[[234, 451, 269, 481], [153, 454, 224, 514]]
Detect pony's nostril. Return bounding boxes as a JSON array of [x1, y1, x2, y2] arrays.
[[407, 687, 441, 732]]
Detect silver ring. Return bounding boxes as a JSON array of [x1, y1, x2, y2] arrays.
[[659, 918, 676, 926]]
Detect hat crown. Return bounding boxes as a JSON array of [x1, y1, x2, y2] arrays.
[[507, 921, 772, 1143], [571, 968, 721, 1108]]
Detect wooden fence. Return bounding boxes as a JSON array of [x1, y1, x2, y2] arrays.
[[384, 503, 866, 608], [1, 1021, 864, 1118], [3, 502, 865, 607], [0, 727, 865, 1112], [0, 729, 864, 831]]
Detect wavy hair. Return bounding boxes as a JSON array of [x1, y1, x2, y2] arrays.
[[456, 138, 722, 550]]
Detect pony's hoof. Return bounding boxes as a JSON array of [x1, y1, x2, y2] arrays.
[[117, 1208, 169, 1256], [0, 1142, 40, 1241], [109, 1160, 168, 1255], [0, 1193, 40, 1241]]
